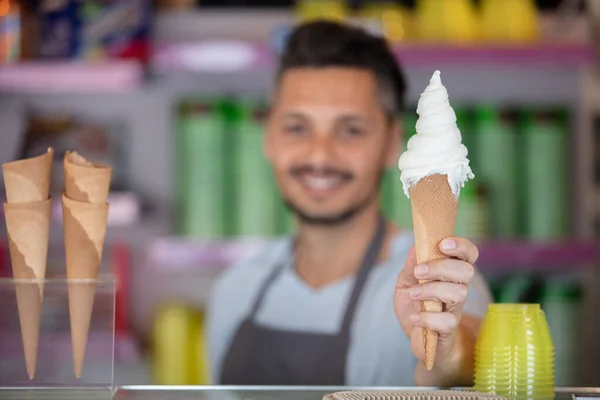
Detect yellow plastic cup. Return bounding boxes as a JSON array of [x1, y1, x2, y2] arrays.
[[474, 303, 555, 398]]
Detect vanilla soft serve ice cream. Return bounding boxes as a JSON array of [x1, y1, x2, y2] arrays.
[[398, 70, 473, 198]]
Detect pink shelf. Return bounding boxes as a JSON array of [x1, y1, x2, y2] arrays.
[[147, 237, 598, 273], [393, 43, 595, 66], [152, 41, 595, 73], [476, 241, 598, 272], [0, 60, 143, 93]]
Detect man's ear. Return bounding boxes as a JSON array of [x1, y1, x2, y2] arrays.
[[384, 119, 403, 169]]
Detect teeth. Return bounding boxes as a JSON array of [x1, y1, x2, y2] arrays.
[[304, 176, 341, 190]]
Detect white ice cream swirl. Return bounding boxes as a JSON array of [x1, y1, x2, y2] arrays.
[[397, 70, 474, 198]]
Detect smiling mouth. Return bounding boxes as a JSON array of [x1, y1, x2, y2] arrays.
[[301, 175, 345, 190]]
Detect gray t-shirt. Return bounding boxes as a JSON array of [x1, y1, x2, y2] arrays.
[[207, 231, 493, 385]]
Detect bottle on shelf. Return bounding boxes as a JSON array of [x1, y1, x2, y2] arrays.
[[415, 0, 479, 44], [480, 0, 540, 43], [295, 0, 349, 23], [152, 303, 210, 385], [175, 98, 227, 238], [521, 108, 569, 240], [541, 276, 582, 387], [233, 98, 278, 237], [473, 105, 519, 238], [356, 1, 412, 43], [0, 0, 20, 62]]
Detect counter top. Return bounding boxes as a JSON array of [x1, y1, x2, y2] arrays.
[[2, 386, 600, 400]]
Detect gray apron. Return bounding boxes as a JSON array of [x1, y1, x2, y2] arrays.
[[220, 216, 386, 385]]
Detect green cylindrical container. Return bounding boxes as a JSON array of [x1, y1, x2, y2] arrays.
[[455, 105, 475, 170], [522, 108, 569, 240], [541, 277, 582, 386], [221, 98, 241, 237], [234, 99, 277, 237], [473, 105, 519, 238], [389, 109, 418, 229], [455, 181, 490, 241], [176, 98, 227, 238]]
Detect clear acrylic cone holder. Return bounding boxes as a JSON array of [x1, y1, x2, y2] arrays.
[[0, 276, 115, 394]]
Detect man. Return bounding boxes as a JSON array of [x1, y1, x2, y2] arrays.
[[207, 21, 492, 386]]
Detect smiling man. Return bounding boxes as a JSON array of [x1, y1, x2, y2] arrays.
[[207, 21, 492, 386]]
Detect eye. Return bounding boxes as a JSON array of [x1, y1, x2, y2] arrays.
[[283, 122, 308, 136], [339, 125, 365, 138]]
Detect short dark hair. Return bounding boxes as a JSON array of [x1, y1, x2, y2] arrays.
[[276, 20, 407, 118]]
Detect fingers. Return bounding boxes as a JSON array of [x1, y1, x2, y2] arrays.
[[414, 259, 475, 284], [439, 237, 479, 265], [409, 311, 459, 338], [406, 281, 468, 307]]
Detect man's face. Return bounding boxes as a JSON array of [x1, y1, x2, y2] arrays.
[[265, 67, 401, 225]]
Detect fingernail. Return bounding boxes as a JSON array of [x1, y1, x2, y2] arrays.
[[409, 286, 422, 299], [409, 314, 420, 323], [415, 264, 428, 277], [442, 239, 456, 250]]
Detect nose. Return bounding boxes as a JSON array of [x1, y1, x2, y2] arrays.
[[306, 134, 336, 166]]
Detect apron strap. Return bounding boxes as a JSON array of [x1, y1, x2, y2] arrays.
[[339, 215, 387, 334], [247, 241, 292, 318]]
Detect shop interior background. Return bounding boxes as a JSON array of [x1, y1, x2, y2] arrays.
[[0, 0, 599, 388]]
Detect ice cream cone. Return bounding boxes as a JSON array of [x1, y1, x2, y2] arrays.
[[2, 148, 53, 203], [398, 71, 472, 371], [409, 174, 459, 370], [62, 193, 109, 377], [3, 198, 52, 379], [64, 151, 111, 204]]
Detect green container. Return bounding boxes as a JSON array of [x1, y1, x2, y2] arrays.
[[382, 110, 417, 229], [541, 277, 582, 386], [175, 98, 227, 238], [234, 99, 278, 237], [455, 181, 490, 240], [521, 108, 569, 240], [473, 105, 519, 238]]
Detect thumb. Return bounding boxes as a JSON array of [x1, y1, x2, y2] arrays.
[[398, 245, 419, 288]]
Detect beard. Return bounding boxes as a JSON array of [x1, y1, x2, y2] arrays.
[[282, 166, 385, 227]]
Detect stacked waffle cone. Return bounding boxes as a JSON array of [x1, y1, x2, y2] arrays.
[[2, 148, 54, 379], [409, 174, 459, 371], [63, 151, 111, 378]]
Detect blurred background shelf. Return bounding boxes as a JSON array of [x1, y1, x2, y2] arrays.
[[0, 0, 599, 388], [0, 61, 144, 93], [153, 42, 595, 74], [143, 237, 599, 274]]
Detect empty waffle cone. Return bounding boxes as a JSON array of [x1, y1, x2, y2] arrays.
[[64, 151, 111, 204], [409, 174, 459, 371], [62, 193, 109, 378], [3, 198, 52, 379], [2, 148, 53, 203]]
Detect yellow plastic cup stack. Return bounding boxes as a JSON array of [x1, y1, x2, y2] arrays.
[[474, 304, 555, 400]]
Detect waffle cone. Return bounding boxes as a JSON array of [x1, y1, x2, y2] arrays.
[[14, 281, 43, 380], [3, 198, 52, 379], [64, 151, 111, 204], [409, 174, 459, 371], [62, 192, 109, 377], [2, 148, 53, 203]]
